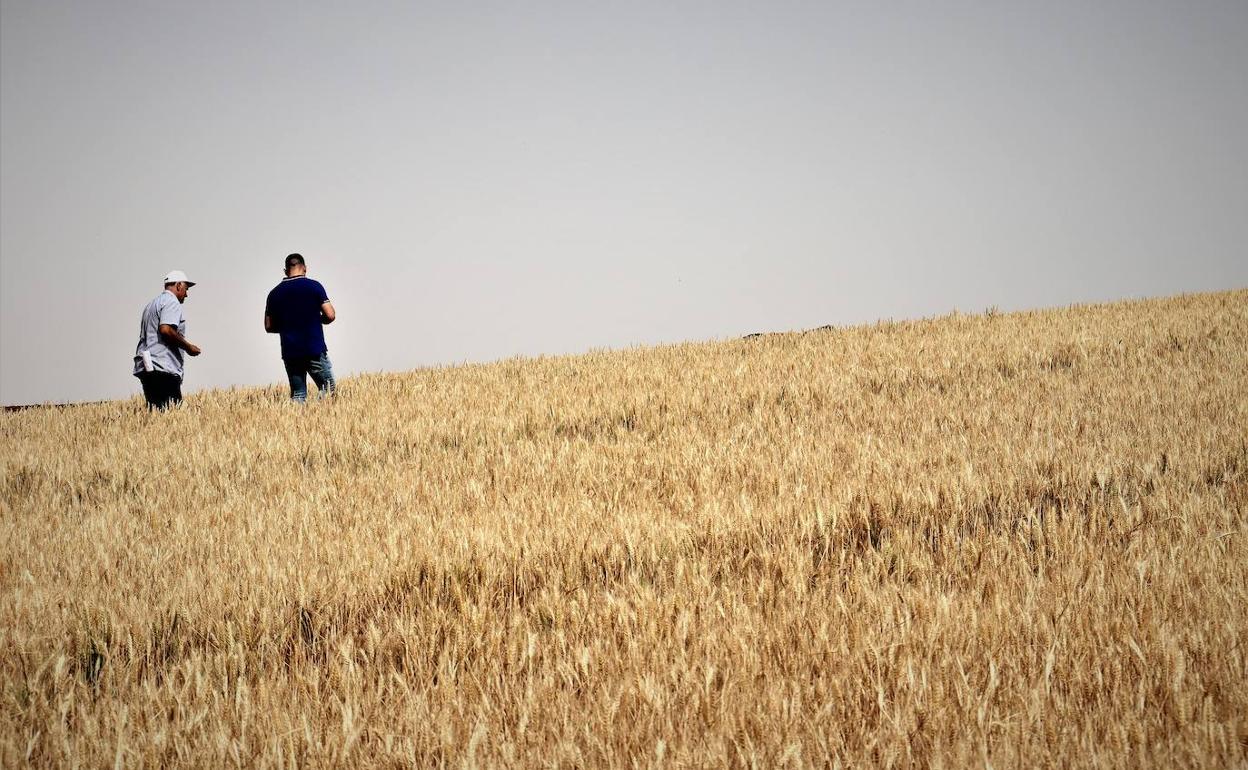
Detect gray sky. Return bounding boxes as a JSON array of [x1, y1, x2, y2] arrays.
[[2, 0, 1246, 405]]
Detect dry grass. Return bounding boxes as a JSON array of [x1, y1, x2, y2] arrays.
[[2, 289, 1246, 768]]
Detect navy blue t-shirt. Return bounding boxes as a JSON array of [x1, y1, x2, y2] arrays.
[[265, 277, 330, 360]]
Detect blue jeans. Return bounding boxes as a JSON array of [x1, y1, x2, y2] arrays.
[[284, 352, 336, 402]]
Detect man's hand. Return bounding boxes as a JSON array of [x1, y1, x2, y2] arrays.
[[160, 324, 201, 356]]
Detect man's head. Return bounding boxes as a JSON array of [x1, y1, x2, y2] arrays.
[[162, 270, 195, 303], [284, 253, 307, 277]]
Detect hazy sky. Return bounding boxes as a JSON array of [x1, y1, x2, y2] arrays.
[[2, 1, 1246, 405]]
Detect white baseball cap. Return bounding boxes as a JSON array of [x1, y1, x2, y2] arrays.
[[163, 270, 196, 287]]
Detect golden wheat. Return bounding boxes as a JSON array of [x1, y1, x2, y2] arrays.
[[2, 290, 1246, 768]]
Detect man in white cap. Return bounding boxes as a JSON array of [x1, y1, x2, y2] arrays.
[[133, 270, 202, 410]]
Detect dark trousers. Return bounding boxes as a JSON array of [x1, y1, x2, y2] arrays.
[[138, 371, 183, 410]]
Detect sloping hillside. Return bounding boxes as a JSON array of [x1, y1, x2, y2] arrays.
[[2, 289, 1246, 767]]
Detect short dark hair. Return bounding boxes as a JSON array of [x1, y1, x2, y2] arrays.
[[284, 253, 305, 274]]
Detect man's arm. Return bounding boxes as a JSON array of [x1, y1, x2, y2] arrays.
[[264, 315, 277, 333], [159, 324, 201, 356], [321, 301, 336, 324]]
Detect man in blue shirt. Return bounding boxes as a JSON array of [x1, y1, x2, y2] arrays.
[[264, 254, 337, 402]]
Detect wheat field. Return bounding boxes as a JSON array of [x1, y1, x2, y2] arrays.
[[2, 290, 1246, 768]]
